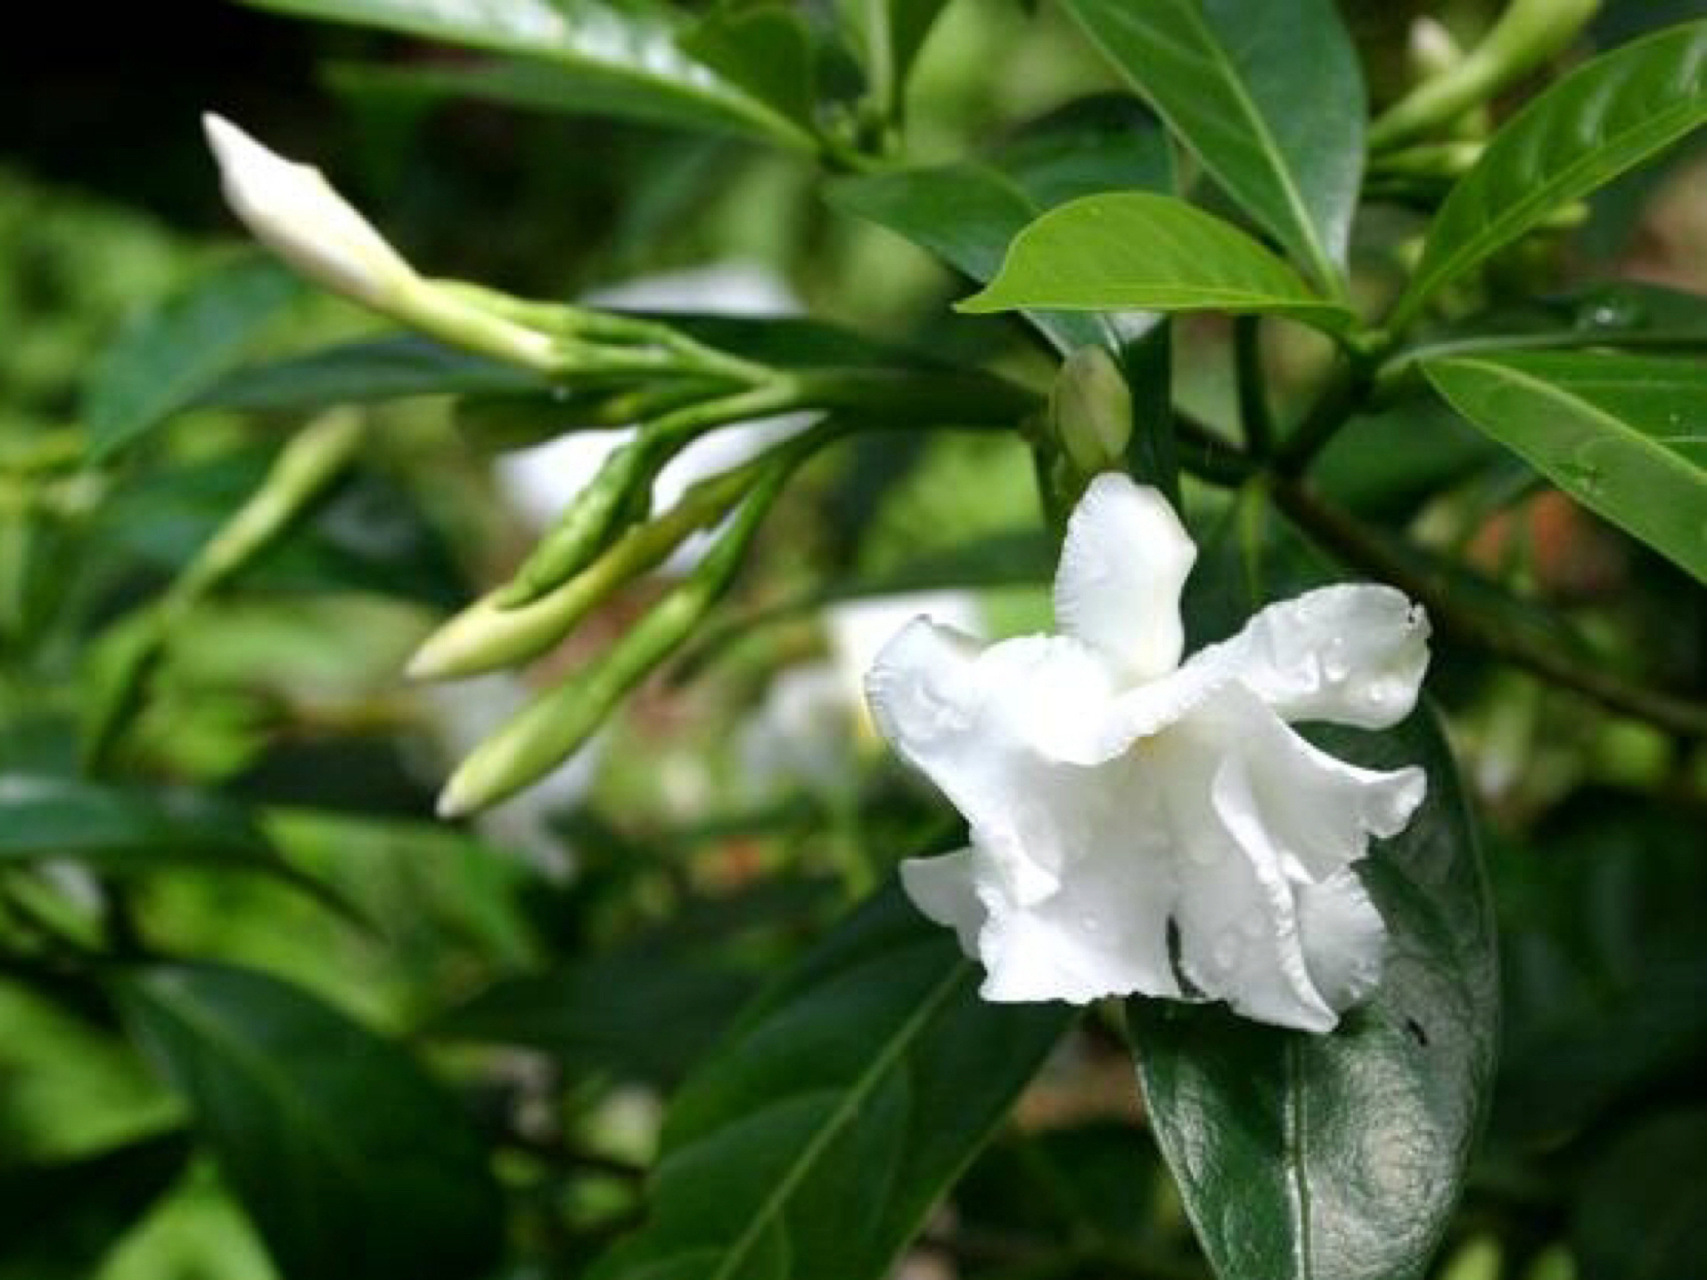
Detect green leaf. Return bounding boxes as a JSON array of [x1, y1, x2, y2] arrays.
[[958, 193, 1355, 333], [116, 963, 503, 1280], [1060, 0, 1365, 291], [246, 0, 817, 150], [198, 335, 543, 411], [1423, 351, 1707, 581], [678, 4, 815, 125], [835, 0, 951, 100], [586, 882, 1074, 1280], [1386, 282, 1707, 373], [428, 949, 759, 1087], [1128, 709, 1498, 1280], [1392, 21, 1707, 331], [828, 97, 1171, 353], [0, 774, 354, 917], [82, 258, 301, 458], [0, 1131, 192, 1280], [1494, 797, 1707, 1143]]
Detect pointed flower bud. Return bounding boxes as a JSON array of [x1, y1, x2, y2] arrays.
[[202, 114, 419, 309], [1050, 347, 1133, 478]]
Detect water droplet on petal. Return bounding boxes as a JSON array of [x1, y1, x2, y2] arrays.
[[1240, 913, 1266, 940]]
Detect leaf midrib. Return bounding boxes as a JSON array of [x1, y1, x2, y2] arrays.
[[1433, 355, 1707, 479], [1179, 2, 1338, 293], [704, 955, 976, 1280]]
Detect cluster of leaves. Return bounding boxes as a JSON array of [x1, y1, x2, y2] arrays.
[[1, 2, 1703, 1280]]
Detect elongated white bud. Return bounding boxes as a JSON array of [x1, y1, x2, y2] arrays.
[[203, 113, 419, 309]]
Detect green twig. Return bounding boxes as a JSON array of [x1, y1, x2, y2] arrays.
[[1233, 316, 1275, 458]]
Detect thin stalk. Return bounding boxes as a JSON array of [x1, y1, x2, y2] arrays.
[[1233, 316, 1275, 458]]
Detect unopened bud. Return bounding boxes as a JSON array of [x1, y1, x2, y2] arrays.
[[438, 467, 786, 816], [203, 114, 418, 310], [1050, 347, 1132, 477]]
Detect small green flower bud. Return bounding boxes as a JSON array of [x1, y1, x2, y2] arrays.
[[437, 467, 787, 816], [407, 461, 757, 680], [494, 440, 654, 609], [1050, 347, 1133, 478]]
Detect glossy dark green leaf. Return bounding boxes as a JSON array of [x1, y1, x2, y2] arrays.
[[244, 0, 816, 149], [0, 774, 352, 916], [0, 1131, 192, 1280], [586, 882, 1074, 1280], [678, 4, 815, 125], [828, 98, 1171, 353], [428, 949, 758, 1087], [1392, 21, 1707, 330], [955, 1123, 1171, 1259], [198, 335, 543, 411], [1573, 1106, 1707, 1280], [1423, 350, 1707, 580], [82, 258, 301, 458], [1129, 709, 1498, 1280], [116, 963, 503, 1280], [1061, 0, 1365, 290], [959, 194, 1355, 333]]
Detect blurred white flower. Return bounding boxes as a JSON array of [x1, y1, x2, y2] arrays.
[[866, 474, 1430, 1033], [202, 113, 419, 309]]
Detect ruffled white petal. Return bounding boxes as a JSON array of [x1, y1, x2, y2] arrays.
[[1054, 474, 1195, 682], [203, 114, 417, 307], [969, 756, 1181, 1004], [1205, 584, 1430, 729], [865, 482, 1431, 1036], [1296, 869, 1386, 1012], [1153, 719, 1339, 1032], [865, 620, 1115, 831], [899, 849, 984, 957]]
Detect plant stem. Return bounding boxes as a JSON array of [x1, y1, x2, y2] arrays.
[[1273, 481, 1707, 737], [1233, 316, 1275, 458], [1275, 358, 1371, 475]]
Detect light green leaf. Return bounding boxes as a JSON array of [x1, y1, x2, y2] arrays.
[[1060, 0, 1365, 291], [1130, 709, 1498, 1280], [244, 0, 817, 149], [1424, 351, 1707, 581], [828, 97, 1171, 353], [958, 193, 1355, 333], [1392, 21, 1707, 331], [586, 882, 1073, 1280], [82, 258, 300, 458], [116, 963, 503, 1280]]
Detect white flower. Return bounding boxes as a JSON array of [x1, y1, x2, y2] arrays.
[[202, 113, 419, 308], [865, 474, 1430, 1033]]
